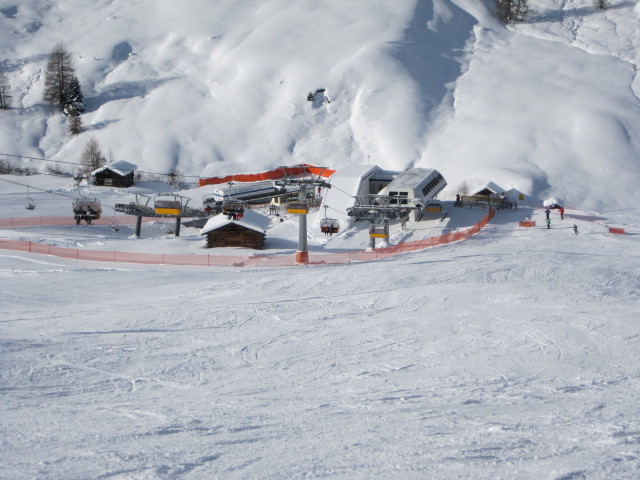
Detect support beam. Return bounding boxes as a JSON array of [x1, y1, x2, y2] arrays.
[[297, 185, 307, 263], [135, 216, 142, 237]]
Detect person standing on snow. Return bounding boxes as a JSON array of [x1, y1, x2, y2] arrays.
[[545, 208, 551, 220], [574, 224, 579, 235], [559, 207, 565, 220]]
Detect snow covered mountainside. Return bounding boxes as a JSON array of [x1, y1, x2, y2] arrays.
[[1, 0, 639, 211], [2, 2, 640, 479]]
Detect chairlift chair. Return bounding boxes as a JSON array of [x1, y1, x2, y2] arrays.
[[73, 197, 102, 224], [320, 206, 339, 235], [320, 218, 339, 235], [154, 194, 183, 216], [222, 200, 245, 214]]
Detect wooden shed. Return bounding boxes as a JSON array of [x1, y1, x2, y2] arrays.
[[91, 160, 138, 187], [200, 209, 270, 249]]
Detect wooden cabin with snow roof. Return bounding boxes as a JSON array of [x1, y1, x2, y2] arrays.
[[200, 209, 270, 249], [91, 160, 138, 187]]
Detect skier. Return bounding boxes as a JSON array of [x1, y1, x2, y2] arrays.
[[545, 208, 551, 220], [574, 224, 579, 235], [559, 207, 565, 220]]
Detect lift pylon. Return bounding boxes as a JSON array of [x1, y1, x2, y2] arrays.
[[276, 167, 332, 264]]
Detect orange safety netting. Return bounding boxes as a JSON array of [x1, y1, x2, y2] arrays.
[[0, 210, 495, 267], [197, 164, 335, 187], [0, 215, 146, 228]]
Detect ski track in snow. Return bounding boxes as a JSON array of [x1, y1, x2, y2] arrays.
[[1, 0, 640, 475], [2, 204, 640, 479]]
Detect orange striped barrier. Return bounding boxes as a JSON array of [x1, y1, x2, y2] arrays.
[[1, 210, 495, 266], [609, 227, 625, 234], [198, 164, 335, 187]]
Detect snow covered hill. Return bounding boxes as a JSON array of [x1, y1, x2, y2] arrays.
[[1, 174, 639, 479], [1, 0, 639, 211], [2, 2, 640, 477]]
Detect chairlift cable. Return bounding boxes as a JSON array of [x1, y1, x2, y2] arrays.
[[0, 151, 202, 180], [0, 176, 121, 211]]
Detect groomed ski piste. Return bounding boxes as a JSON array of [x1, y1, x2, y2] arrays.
[[2, 0, 640, 478], [2, 173, 640, 479]]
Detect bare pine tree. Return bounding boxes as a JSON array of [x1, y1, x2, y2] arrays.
[[0, 67, 11, 109], [80, 137, 106, 174], [167, 169, 185, 190]]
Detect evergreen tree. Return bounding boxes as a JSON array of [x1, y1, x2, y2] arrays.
[[594, 0, 608, 9], [496, 0, 529, 23], [68, 107, 83, 135], [0, 67, 11, 109], [80, 137, 106, 174], [63, 76, 85, 116], [43, 42, 84, 114]]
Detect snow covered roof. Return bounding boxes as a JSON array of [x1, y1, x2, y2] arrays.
[[91, 160, 138, 177], [200, 209, 271, 235], [383, 167, 437, 189], [470, 181, 505, 196]]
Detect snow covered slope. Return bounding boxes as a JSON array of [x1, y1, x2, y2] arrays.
[[1, 174, 639, 479], [1, 0, 639, 209]]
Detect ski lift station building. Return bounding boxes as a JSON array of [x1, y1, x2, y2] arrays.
[[319, 165, 447, 228]]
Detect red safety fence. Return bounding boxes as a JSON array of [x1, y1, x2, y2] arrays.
[[608, 227, 625, 234], [0, 215, 145, 228], [519, 220, 536, 227], [0, 210, 495, 267], [197, 164, 335, 187]]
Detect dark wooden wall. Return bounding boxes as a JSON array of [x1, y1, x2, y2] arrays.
[[205, 224, 265, 249]]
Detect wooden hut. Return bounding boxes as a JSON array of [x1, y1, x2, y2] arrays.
[[200, 209, 270, 249], [91, 160, 138, 187]]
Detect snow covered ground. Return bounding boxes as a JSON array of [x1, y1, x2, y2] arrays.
[[2, 0, 640, 478], [1, 173, 640, 479]]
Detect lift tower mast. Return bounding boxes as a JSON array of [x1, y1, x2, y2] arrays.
[[276, 173, 331, 264]]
